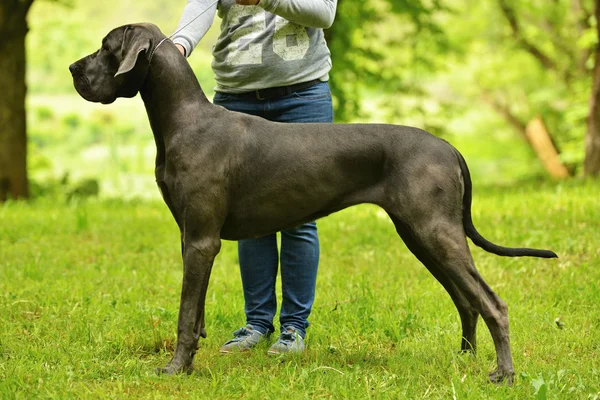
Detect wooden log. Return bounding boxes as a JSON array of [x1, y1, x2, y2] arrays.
[[525, 117, 570, 179]]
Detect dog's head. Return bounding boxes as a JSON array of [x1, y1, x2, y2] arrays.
[[69, 23, 161, 104]]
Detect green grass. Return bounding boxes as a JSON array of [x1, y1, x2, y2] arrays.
[[1, 181, 599, 399]]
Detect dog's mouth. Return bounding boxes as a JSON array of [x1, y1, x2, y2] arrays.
[[71, 74, 92, 99], [71, 74, 116, 104]]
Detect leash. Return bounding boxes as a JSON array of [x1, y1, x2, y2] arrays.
[[148, 0, 219, 62]]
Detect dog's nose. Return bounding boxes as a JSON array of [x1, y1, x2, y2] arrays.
[[69, 63, 77, 75]]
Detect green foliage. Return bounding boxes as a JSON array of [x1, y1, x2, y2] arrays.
[[27, 5, 93, 93], [1, 182, 599, 398], [327, 0, 453, 123], [29, 172, 100, 201], [26, 98, 158, 199], [27, 0, 218, 94], [443, 0, 596, 170]]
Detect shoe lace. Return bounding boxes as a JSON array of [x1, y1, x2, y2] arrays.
[[280, 328, 297, 343], [232, 326, 251, 338], [223, 326, 253, 346]]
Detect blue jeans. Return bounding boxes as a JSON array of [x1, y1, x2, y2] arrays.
[[213, 81, 333, 337]]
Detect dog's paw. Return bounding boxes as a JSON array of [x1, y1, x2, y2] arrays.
[[488, 369, 514, 385], [156, 361, 194, 376]]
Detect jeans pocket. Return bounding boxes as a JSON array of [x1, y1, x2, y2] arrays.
[[213, 91, 234, 103], [292, 82, 331, 101]]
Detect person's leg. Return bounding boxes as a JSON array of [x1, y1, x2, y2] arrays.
[[237, 234, 278, 335], [266, 82, 334, 352], [213, 93, 278, 350], [279, 222, 319, 336]]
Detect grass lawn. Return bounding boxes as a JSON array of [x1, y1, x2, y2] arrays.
[[1, 180, 599, 399]]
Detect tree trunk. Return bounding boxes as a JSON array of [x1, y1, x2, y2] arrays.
[[584, 0, 600, 177], [0, 1, 32, 201]]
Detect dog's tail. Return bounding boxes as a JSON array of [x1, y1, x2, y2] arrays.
[[454, 149, 558, 258]]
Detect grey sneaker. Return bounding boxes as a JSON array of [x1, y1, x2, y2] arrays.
[[268, 326, 305, 355], [219, 324, 265, 353]]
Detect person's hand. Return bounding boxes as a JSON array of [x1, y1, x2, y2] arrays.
[[175, 43, 186, 57], [236, 0, 260, 5]]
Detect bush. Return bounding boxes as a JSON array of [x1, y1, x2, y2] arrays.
[[30, 173, 100, 202]]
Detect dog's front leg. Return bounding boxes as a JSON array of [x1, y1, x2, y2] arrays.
[[159, 235, 221, 375]]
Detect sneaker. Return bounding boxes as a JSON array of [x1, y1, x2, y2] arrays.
[[268, 326, 305, 355], [219, 324, 265, 353]]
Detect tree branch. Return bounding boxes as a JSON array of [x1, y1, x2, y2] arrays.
[[481, 90, 530, 143], [574, 0, 594, 72], [497, 0, 559, 72], [574, 0, 593, 22]]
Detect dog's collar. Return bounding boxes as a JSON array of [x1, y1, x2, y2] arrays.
[[148, 37, 169, 65]]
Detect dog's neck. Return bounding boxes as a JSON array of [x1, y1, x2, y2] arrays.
[[139, 42, 218, 167], [139, 42, 212, 143]]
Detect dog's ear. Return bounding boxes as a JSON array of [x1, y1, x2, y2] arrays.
[[115, 25, 151, 77]]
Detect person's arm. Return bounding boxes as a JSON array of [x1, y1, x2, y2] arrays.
[[239, 0, 337, 29], [171, 0, 219, 57]]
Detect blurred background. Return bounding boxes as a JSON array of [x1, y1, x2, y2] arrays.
[[1, 0, 598, 201]]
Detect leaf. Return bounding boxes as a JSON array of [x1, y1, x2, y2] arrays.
[[532, 376, 548, 400]]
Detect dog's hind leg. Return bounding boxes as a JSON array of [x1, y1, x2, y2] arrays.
[[388, 211, 514, 384], [389, 215, 479, 354]]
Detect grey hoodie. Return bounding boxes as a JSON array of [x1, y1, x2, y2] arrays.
[[172, 0, 337, 92]]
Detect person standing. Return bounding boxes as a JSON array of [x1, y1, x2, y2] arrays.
[[172, 0, 337, 354]]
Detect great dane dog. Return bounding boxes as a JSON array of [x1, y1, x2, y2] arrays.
[[69, 23, 557, 384]]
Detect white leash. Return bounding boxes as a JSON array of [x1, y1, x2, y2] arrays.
[[148, 0, 219, 62]]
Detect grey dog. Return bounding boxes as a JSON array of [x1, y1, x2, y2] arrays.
[[69, 23, 557, 384]]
